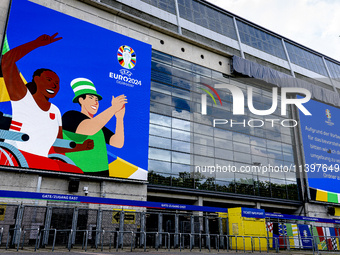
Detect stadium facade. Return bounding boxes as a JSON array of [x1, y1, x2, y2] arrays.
[[1, 0, 340, 249]]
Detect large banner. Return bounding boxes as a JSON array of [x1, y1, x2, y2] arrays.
[[299, 98, 340, 202], [0, 0, 151, 180]]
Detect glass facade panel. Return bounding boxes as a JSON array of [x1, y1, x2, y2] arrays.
[[178, 0, 237, 40], [236, 20, 287, 60], [326, 59, 340, 82], [142, 0, 177, 14], [285, 42, 327, 76], [148, 50, 299, 201]]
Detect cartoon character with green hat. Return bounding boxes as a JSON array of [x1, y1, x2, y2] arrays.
[[62, 78, 127, 176]]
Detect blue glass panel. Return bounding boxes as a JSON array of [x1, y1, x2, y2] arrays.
[[151, 91, 171, 105], [178, 4, 187, 18], [192, 1, 200, 12], [149, 135, 171, 149], [152, 61, 172, 74], [248, 26, 255, 37], [148, 159, 171, 173], [151, 70, 172, 85]]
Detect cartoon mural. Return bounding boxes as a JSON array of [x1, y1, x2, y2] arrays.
[[0, 0, 151, 180], [62, 78, 127, 176]]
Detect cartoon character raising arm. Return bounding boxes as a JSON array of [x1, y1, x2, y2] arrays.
[[62, 78, 127, 176], [1, 34, 92, 173]]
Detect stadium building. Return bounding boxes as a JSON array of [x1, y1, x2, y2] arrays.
[[0, 0, 340, 251]]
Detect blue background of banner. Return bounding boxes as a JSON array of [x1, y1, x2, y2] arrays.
[[299, 98, 340, 193], [2, 0, 151, 175]]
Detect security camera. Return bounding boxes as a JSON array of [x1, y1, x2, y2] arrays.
[[83, 187, 89, 196]]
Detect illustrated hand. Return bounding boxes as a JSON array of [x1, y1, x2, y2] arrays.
[[34, 33, 62, 47], [111, 95, 127, 114], [79, 139, 94, 151], [115, 104, 126, 119]]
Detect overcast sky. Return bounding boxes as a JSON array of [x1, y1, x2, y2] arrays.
[[207, 0, 340, 62]]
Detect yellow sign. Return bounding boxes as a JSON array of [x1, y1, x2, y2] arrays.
[[217, 212, 228, 218], [0, 204, 7, 221], [112, 209, 136, 224]]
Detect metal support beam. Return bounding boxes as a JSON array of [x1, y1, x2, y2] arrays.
[[322, 56, 338, 93], [233, 17, 245, 59], [174, 0, 182, 34], [281, 39, 296, 77]]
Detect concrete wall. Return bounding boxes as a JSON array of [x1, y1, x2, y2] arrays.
[[30, 0, 231, 75]]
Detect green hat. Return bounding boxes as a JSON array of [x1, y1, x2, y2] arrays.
[[70, 78, 103, 103]]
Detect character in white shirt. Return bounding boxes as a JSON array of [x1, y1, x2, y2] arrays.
[[1, 33, 92, 173]]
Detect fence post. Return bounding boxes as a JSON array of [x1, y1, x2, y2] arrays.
[[190, 215, 194, 249], [140, 212, 145, 248], [101, 230, 105, 251], [13, 205, 24, 246], [219, 217, 223, 249], [158, 213, 162, 248], [205, 216, 210, 249], [118, 211, 125, 248], [175, 214, 179, 248], [52, 229, 57, 252], [71, 208, 78, 245], [68, 230, 73, 251], [42, 206, 52, 247], [95, 209, 103, 249], [85, 230, 88, 252], [0, 227, 3, 246], [21, 230, 26, 250], [275, 238, 278, 253]]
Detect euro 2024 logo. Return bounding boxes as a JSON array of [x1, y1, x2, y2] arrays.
[[109, 45, 142, 86], [325, 109, 334, 126]]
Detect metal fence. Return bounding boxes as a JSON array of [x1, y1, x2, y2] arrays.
[[0, 204, 340, 253]]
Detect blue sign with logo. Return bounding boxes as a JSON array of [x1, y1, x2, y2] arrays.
[[241, 208, 265, 218], [298, 224, 313, 249], [1, 0, 151, 180], [299, 98, 340, 194]]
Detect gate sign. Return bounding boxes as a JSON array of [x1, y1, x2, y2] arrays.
[[0, 0, 151, 181]]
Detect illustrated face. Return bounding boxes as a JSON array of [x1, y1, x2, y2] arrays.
[[80, 94, 99, 116], [34, 71, 60, 98]]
